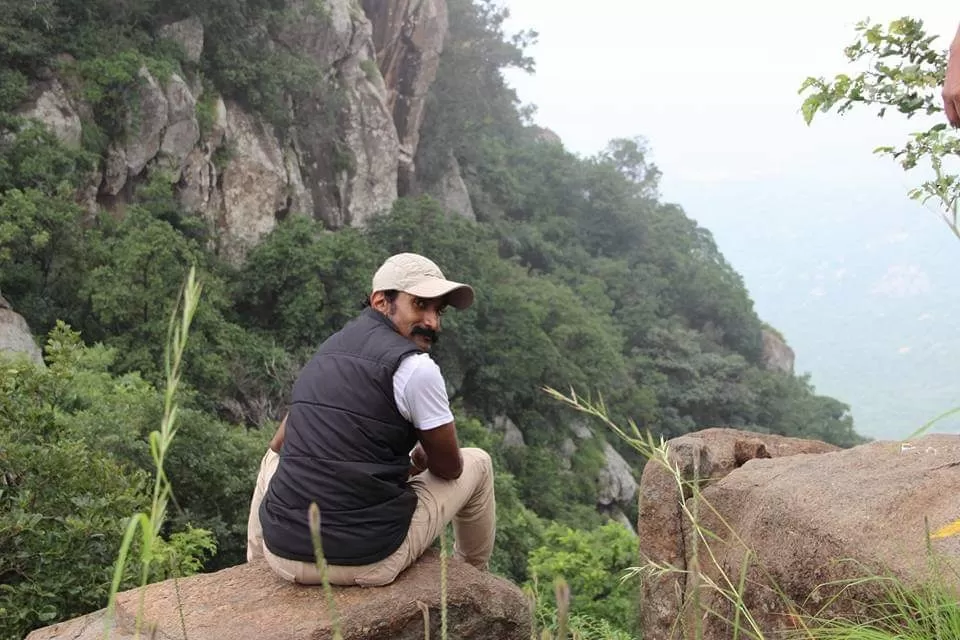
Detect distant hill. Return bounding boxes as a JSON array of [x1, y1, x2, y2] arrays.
[[673, 172, 960, 441]]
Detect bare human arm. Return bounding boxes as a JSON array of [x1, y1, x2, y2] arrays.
[[944, 22, 960, 127], [412, 423, 463, 480], [269, 413, 288, 453]]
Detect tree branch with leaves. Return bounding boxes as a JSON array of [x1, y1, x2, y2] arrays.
[[798, 17, 960, 239]]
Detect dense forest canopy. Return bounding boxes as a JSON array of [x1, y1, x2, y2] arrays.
[[0, 0, 865, 637]]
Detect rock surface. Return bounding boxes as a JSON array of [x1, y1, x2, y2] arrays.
[[213, 103, 296, 264], [637, 428, 839, 640], [597, 441, 638, 507], [424, 150, 475, 220], [553, 420, 639, 513], [158, 17, 205, 64], [637, 428, 960, 640], [124, 67, 169, 178], [760, 328, 795, 374], [26, 550, 531, 640], [493, 414, 526, 449], [16, 79, 83, 147], [363, 0, 448, 193], [280, 0, 399, 230], [687, 433, 960, 640], [0, 306, 44, 366]]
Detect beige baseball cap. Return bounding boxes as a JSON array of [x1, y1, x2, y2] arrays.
[[371, 253, 475, 309]]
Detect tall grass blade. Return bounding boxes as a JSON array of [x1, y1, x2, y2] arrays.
[[308, 503, 343, 640], [102, 267, 202, 640]]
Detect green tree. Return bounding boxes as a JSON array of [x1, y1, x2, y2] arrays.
[[415, 0, 537, 206], [233, 216, 378, 354], [0, 325, 220, 639], [799, 17, 959, 238], [526, 522, 639, 635]]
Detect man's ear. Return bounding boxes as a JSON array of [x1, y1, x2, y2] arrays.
[[370, 291, 386, 312]]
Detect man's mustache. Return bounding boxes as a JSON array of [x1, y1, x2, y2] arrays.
[[411, 325, 438, 344]]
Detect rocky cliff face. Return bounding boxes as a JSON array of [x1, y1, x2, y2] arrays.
[[362, 0, 448, 195], [17, 0, 450, 264]]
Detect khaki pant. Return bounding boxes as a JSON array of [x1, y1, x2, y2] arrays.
[[246, 447, 496, 587]]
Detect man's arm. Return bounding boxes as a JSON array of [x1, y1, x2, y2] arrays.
[[944, 22, 960, 127], [415, 422, 463, 480], [269, 413, 288, 453], [397, 354, 463, 479]]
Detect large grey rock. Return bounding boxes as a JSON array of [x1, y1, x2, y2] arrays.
[[0, 307, 43, 366], [124, 68, 169, 177], [101, 144, 128, 196], [493, 415, 525, 449], [597, 441, 637, 507], [177, 96, 227, 214], [283, 140, 315, 220], [425, 151, 475, 220], [158, 73, 201, 180], [26, 550, 531, 640], [177, 147, 219, 215], [363, 0, 448, 193], [637, 428, 839, 640], [338, 44, 400, 227], [680, 433, 960, 640], [760, 328, 795, 374], [159, 17, 205, 64], [214, 103, 291, 265], [16, 79, 83, 147], [635, 428, 960, 640]]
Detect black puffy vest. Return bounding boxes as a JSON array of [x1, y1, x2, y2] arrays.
[[260, 308, 422, 565]]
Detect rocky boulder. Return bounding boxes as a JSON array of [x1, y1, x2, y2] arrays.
[[15, 78, 83, 147], [553, 420, 639, 521], [424, 150, 475, 220], [158, 72, 201, 180], [159, 17, 205, 64], [493, 414, 526, 449], [637, 428, 960, 640], [26, 549, 531, 640], [597, 441, 637, 508], [637, 428, 839, 640], [760, 328, 795, 374], [124, 67, 169, 178], [211, 102, 312, 265], [0, 298, 44, 366], [0, 312, 43, 366]]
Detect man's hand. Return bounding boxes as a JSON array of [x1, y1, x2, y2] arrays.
[[409, 442, 429, 477], [944, 24, 960, 127]]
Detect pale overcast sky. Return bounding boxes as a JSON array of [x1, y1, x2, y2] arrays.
[[500, 1, 960, 440], [502, 0, 955, 189]]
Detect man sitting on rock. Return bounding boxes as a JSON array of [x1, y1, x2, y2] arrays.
[[245, 252, 496, 587]]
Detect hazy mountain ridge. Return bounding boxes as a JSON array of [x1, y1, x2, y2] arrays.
[[675, 174, 960, 440]]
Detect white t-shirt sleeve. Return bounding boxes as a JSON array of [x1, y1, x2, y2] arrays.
[[393, 353, 454, 431]]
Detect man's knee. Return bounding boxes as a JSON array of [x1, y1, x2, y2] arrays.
[[462, 447, 492, 466], [462, 447, 493, 481]]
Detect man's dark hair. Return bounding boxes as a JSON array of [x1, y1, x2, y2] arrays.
[[361, 289, 399, 310]]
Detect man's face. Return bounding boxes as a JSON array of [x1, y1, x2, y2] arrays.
[[373, 291, 447, 351]]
